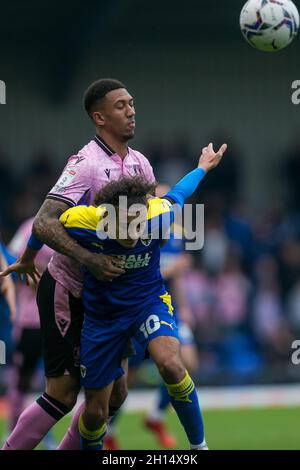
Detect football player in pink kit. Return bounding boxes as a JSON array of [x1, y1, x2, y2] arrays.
[[7, 218, 53, 431], [1, 79, 156, 450]]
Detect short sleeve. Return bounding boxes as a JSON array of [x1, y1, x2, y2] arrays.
[[47, 154, 91, 207], [59, 206, 99, 249], [145, 198, 175, 239]]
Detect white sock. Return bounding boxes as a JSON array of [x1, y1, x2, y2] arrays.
[[106, 423, 115, 437], [190, 438, 209, 450]]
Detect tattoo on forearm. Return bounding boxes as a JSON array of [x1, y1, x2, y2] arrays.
[[32, 199, 86, 261]]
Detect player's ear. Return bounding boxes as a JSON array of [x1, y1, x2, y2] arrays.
[[92, 111, 105, 127]]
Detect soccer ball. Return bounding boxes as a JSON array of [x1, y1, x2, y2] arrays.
[[240, 0, 299, 51]]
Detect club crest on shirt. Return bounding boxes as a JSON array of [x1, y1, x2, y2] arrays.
[[80, 365, 87, 378], [73, 156, 85, 165], [141, 237, 152, 247], [133, 165, 142, 176], [52, 168, 77, 193]]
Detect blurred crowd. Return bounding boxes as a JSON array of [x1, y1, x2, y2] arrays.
[[1, 135, 300, 387]]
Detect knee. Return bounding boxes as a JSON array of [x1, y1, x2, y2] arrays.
[[85, 398, 109, 423], [156, 355, 185, 383]]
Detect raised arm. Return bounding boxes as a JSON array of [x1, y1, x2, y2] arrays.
[[147, 142, 227, 238], [165, 143, 227, 206]]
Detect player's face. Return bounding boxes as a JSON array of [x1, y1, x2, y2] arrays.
[[99, 89, 136, 141], [116, 208, 147, 248]]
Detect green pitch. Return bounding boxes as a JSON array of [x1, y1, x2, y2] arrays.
[[1, 407, 299, 450]]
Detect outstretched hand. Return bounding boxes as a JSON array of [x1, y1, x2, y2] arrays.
[[0, 259, 41, 286], [198, 142, 227, 172]]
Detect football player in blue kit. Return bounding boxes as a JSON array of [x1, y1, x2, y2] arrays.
[[44, 142, 226, 450]]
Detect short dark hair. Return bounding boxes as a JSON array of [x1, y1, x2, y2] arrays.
[[83, 78, 126, 117], [94, 176, 157, 208]]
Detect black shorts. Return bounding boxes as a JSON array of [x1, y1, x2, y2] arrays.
[[36, 269, 135, 378], [14, 328, 42, 376], [36, 269, 84, 377]]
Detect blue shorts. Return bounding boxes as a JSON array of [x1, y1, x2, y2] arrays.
[[80, 301, 178, 389], [129, 319, 194, 369]]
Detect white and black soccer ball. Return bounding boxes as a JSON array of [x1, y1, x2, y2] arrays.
[[240, 0, 299, 51]]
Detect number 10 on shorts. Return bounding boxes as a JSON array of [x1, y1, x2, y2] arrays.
[[139, 315, 161, 339]]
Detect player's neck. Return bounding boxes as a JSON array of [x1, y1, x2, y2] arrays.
[[97, 131, 128, 159]]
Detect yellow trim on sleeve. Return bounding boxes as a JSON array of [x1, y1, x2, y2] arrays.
[[59, 205, 100, 231], [147, 198, 172, 220]]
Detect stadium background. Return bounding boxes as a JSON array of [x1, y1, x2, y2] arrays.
[[0, 0, 300, 449]]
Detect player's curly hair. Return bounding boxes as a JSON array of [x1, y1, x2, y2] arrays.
[[94, 176, 157, 208], [83, 78, 126, 117]]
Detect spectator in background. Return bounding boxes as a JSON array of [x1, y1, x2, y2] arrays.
[[278, 238, 300, 300], [225, 201, 254, 274], [182, 264, 215, 328], [0, 150, 16, 240], [252, 255, 293, 365], [0, 149, 14, 198], [201, 210, 228, 276], [287, 277, 300, 337], [214, 248, 251, 332], [213, 248, 259, 380], [10, 149, 58, 232], [0, 244, 16, 322], [0, 235, 17, 367], [282, 138, 300, 210], [199, 132, 241, 208], [182, 264, 218, 375], [7, 218, 53, 431]]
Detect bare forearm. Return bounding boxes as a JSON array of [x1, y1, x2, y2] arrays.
[[31, 199, 125, 281], [33, 216, 91, 265], [32, 200, 92, 266]]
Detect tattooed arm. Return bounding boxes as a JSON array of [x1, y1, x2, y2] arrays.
[[0, 199, 125, 282], [32, 199, 90, 261], [34, 199, 125, 280]]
